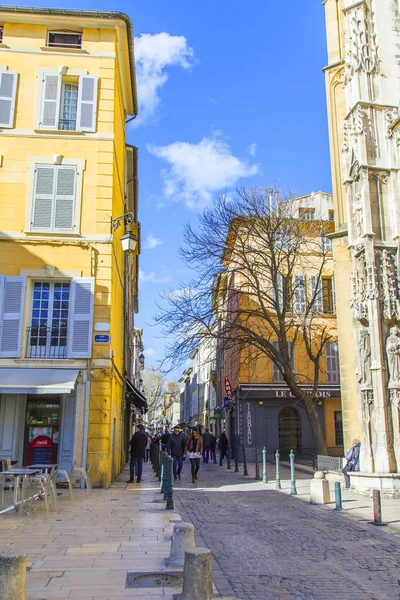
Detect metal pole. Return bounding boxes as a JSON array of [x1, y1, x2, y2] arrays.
[[160, 452, 165, 493], [157, 448, 162, 482], [227, 451, 231, 470], [163, 454, 169, 501], [166, 456, 174, 510], [334, 481, 342, 511], [289, 449, 297, 495], [242, 446, 249, 476], [255, 447, 260, 481], [219, 449, 223, 466], [234, 447, 239, 473], [369, 489, 387, 526], [275, 450, 281, 489], [262, 447, 268, 484]]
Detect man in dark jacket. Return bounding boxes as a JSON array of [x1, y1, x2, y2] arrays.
[[167, 426, 186, 481], [202, 428, 214, 464], [128, 425, 147, 483], [161, 428, 170, 451]]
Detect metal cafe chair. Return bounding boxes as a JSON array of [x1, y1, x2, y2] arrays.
[[71, 462, 92, 495], [26, 466, 60, 514], [56, 461, 75, 503]]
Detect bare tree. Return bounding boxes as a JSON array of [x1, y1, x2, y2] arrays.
[[142, 369, 164, 413], [156, 187, 336, 453]]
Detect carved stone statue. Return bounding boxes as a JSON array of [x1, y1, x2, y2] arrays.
[[358, 329, 371, 387], [353, 192, 363, 238], [386, 325, 400, 387]]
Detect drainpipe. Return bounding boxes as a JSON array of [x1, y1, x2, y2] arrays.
[[82, 379, 91, 474]]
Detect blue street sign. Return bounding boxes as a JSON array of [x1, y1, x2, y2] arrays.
[[224, 397, 230, 409], [94, 334, 110, 343]]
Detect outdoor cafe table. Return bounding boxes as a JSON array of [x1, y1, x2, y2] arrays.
[[28, 464, 59, 473], [0, 468, 41, 514]]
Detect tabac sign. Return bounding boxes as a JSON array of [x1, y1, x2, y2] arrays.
[[224, 377, 232, 400]]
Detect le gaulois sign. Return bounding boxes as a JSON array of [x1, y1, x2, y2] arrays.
[[224, 377, 232, 400]]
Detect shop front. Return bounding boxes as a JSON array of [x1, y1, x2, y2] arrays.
[[0, 368, 80, 472]]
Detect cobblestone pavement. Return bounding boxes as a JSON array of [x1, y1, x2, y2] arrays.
[[174, 459, 400, 600]]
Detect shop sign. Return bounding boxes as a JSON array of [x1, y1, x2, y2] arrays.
[[224, 377, 232, 400]]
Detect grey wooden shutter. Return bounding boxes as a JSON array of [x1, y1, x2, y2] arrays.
[[68, 277, 94, 358], [326, 341, 339, 383], [54, 166, 76, 231], [0, 71, 18, 128], [32, 165, 55, 230], [271, 274, 283, 311], [77, 76, 98, 132], [272, 340, 284, 382], [40, 74, 61, 130], [311, 275, 323, 313], [331, 276, 336, 313], [0, 276, 26, 358], [293, 275, 306, 313]]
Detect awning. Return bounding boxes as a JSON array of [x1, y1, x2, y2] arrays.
[[0, 369, 79, 394], [126, 379, 148, 414]]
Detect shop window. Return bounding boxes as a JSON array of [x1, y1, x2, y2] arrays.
[[47, 31, 82, 49], [334, 411, 343, 446]]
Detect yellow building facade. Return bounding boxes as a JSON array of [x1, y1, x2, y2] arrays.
[[0, 7, 142, 487]]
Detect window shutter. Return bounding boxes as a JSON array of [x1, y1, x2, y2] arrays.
[[326, 342, 339, 383], [0, 276, 26, 358], [293, 275, 306, 313], [32, 165, 55, 230], [271, 274, 283, 311], [77, 76, 98, 132], [54, 167, 76, 231], [68, 277, 94, 358], [331, 276, 336, 313], [321, 234, 332, 253], [272, 340, 284, 383], [311, 275, 323, 313], [0, 71, 18, 128], [40, 74, 61, 130]]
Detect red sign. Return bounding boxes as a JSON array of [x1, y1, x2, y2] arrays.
[[224, 377, 232, 400], [30, 435, 53, 465]]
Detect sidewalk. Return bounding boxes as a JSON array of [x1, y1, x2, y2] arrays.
[[0, 463, 184, 599]]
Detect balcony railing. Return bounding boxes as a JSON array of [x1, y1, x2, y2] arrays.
[[58, 119, 77, 131], [26, 326, 68, 359]]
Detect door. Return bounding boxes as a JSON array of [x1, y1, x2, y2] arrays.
[[278, 406, 301, 454], [0, 394, 26, 464], [58, 394, 76, 473]]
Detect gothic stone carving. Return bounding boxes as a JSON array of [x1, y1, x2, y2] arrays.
[[358, 329, 372, 388], [344, 3, 380, 85], [389, 389, 400, 408], [378, 249, 400, 320], [350, 252, 368, 320], [386, 325, 400, 387]]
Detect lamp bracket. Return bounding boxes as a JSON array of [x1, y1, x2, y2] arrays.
[[111, 212, 135, 232]]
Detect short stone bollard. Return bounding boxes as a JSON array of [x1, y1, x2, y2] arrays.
[[174, 548, 214, 600], [310, 471, 330, 504], [0, 554, 26, 600], [166, 522, 195, 567]]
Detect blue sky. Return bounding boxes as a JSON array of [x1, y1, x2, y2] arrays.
[[14, 0, 332, 374]]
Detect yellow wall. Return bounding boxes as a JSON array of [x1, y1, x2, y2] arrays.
[[0, 20, 135, 487]]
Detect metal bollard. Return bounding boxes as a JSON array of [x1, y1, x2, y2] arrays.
[[234, 447, 239, 473], [161, 453, 167, 494], [219, 451, 222, 466], [334, 481, 342, 510], [227, 453, 231, 470], [158, 449, 163, 482], [275, 450, 281, 489], [369, 489, 387, 526], [166, 456, 174, 510], [213, 450, 217, 464], [262, 447, 268, 484], [255, 447, 260, 481], [242, 446, 249, 476], [289, 449, 297, 495]]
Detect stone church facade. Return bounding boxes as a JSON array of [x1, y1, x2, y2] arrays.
[[324, 0, 400, 495]]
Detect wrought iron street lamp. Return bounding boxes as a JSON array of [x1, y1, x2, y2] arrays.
[[111, 212, 137, 253]]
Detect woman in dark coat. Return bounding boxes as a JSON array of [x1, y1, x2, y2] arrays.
[[218, 431, 229, 463], [185, 428, 203, 483]]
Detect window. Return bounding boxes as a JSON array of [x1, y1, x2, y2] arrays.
[[321, 234, 332, 253], [271, 274, 291, 311], [0, 28, 3, 43], [275, 228, 292, 251], [293, 274, 306, 313], [47, 31, 82, 49], [40, 74, 98, 132], [31, 164, 77, 232], [329, 210, 335, 221], [311, 275, 336, 313], [272, 341, 294, 383], [299, 207, 315, 220], [326, 341, 340, 383], [28, 282, 70, 359], [334, 411, 343, 446], [0, 70, 18, 128]]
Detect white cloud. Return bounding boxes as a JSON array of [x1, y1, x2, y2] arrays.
[[148, 135, 259, 209], [139, 268, 171, 284], [169, 287, 197, 301], [134, 32, 195, 125], [248, 143, 257, 156], [144, 234, 162, 250], [143, 348, 156, 357]]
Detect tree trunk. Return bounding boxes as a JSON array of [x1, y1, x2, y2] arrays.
[[303, 396, 327, 455]]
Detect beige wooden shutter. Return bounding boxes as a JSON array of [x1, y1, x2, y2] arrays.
[[0, 277, 26, 358], [77, 76, 98, 132], [0, 71, 18, 128], [54, 166, 76, 231], [31, 165, 55, 230], [40, 74, 61, 130]]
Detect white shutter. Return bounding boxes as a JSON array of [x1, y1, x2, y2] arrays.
[[77, 76, 98, 132], [0, 71, 18, 128], [31, 165, 55, 230], [321, 234, 332, 253], [293, 275, 306, 313], [0, 276, 26, 358], [40, 74, 61, 130], [311, 275, 323, 313], [54, 167, 76, 231], [68, 277, 94, 358], [331, 276, 336, 313]]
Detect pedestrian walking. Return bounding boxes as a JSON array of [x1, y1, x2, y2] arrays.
[[218, 431, 229, 464], [161, 428, 170, 451], [210, 432, 217, 462], [145, 431, 152, 462], [127, 424, 147, 483], [167, 426, 186, 481], [202, 428, 214, 464], [342, 438, 361, 489], [186, 428, 203, 483]]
